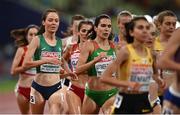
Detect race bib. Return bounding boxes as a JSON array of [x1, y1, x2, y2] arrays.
[[114, 93, 123, 108], [40, 64, 60, 73], [95, 61, 111, 77]]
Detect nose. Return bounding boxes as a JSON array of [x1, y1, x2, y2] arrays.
[[169, 23, 176, 29]]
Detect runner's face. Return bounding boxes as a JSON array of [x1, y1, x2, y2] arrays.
[[43, 12, 59, 33], [118, 16, 132, 35], [159, 16, 176, 37], [27, 28, 38, 43], [95, 18, 112, 40], [145, 25, 157, 48], [71, 20, 81, 35], [130, 19, 150, 43], [78, 24, 92, 42]]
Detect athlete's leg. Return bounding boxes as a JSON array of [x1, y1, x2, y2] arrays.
[[16, 92, 30, 114], [48, 86, 68, 114], [66, 90, 81, 114], [30, 87, 45, 114], [82, 95, 100, 114], [100, 95, 115, 114]]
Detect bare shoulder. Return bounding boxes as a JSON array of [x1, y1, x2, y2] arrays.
[[116, 45, 129, 61], [16, 47, 24, 55], [168, 28, 180, 46], [117, 45, 129, 56], [83, 40, 94, 51]]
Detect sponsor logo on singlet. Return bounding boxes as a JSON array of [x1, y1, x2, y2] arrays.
[[71, 52, 80, 72], [95, 55, 116, 77], [40, 51, 61, 72], [130, 58, 153, 91]]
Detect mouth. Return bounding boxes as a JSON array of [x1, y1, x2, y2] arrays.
[[102, 33, 109, 37], [146, 41, 152, 44]]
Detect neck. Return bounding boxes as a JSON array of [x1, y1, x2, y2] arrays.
[[43, 32, 55, 40], [159, 34, 170, 43], [95, 37, 109, 46], [132, 40, 145, 51]]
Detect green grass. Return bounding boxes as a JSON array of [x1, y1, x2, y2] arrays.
[[0, 79, 17, 93]]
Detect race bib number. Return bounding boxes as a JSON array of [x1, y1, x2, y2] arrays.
[[114, 93, 123, 108], [30, 95, 35, 104]]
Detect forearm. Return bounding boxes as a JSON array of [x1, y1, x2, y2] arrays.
[[76, 60, 96, 74], [23, 59, 46, 70], [158, 59, 180, 71], [11, 66, 25, 76], [100, 77, 129, 88]]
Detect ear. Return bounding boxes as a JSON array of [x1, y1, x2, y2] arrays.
[[129, 30, 134, 37], [117, 20, 121, 28], [94, 26, 98, 32], [42, 20, 45, 26]]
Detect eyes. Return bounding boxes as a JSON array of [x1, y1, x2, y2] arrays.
[[136, 25, 150, 30], [80, 29, 91, 33], [47, 18, 59, 23], [164, 22, 176, 27], [100, 24, 111, 28]]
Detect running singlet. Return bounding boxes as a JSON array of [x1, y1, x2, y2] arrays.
[[87, 41, 116, 77], [119, 44, 153, 92], [19, 46, 36, 75], [34, 35, 62, 73], [70, 44, 80, 72], [154, 37, 174, 77]]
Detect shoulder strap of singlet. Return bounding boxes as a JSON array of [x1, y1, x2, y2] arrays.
[[92, 40, 99, 50], [109, 41, 115, 49]]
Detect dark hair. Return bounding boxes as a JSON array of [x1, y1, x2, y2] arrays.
[[25, 24, 39, 37], [77, 20, 94, 43], [10, 28, 28, 47], [89, 14, 113, 40], [38, 9, 59, 35], [125, 16, 148, 43]]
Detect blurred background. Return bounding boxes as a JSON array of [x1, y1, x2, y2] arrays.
[[0, 0, 180, 95]]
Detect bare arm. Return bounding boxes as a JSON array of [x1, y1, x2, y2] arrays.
[[23, 36, 60, 70], [157, 28, 180, 71], [152, 50, 165, 87], [10, 47, 25, 76], [76, 41, 104, 74], [62, 45, 71, 62], [100, 46, 131, 88]]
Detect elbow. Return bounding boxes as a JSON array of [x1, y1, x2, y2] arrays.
[[22, 62, 29, 70], [10, 70, 15, 76], [10, 69, 16, 76], [75, 67, 81, 74], [99, 77, 104, 83], [99, 76, 107, 84]]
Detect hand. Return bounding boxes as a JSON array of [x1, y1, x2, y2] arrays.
[[159, 80, 167, 91], [94, 52, 107, 63], [128, 81, 142, 91], [60, 68, 78, 80], [155, 76, 166, 89], [43, 57, 61, 65]]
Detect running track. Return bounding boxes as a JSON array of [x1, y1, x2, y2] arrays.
[[0, 91, 48, 114]]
